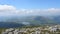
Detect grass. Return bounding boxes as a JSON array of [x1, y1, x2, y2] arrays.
[[0, 28, 6, 34]]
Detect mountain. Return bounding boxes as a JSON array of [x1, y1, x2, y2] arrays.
[[23, 16, 57, 25], [0, 15, 60, 28], [52, 16, 60, 24], [0, 22, 25, 28]]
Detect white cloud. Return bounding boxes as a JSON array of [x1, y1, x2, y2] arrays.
[[0, 5, 16, 10], [0, 5, 60, 16], [45, 8, 60, 15], [0, 5, 17, 16]]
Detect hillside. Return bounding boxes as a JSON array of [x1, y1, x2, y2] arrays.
[[0, 16, 60, 28]]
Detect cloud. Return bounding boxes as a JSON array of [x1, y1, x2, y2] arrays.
[[45, 8, 60, 15], [0, 5, 17, 16], [0, 5, 60, 16], [0, 5, 16, 11]]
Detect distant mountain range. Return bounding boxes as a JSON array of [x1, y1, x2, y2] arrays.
[[0, 22, 25, 28], [0, 15, 60, 28], [52, 16, 60, 24]]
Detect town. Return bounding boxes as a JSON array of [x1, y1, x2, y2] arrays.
[[1, 25, 60, 34]]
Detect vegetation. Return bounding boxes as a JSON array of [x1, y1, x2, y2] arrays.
[[0, 28, 6, 34]]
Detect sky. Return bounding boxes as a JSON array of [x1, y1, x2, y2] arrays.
[[0, 0, 60, 9], [0, 0, 60, 16]]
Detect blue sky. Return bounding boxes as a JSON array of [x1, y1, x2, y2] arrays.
[[0, 0, 60, 9], [0, 0, 60, 16]]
